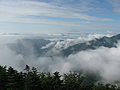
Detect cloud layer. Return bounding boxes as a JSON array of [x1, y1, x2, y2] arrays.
[[0, 34, 120, 82], [0, 0, 120, 34], [0, 0, 114, 25]]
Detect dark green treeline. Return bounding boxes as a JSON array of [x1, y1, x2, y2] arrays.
[[0, 65, 119, 90]]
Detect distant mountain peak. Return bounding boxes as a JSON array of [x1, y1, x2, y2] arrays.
[[62, 34, 120, 56], [8, 34, 120, 57]]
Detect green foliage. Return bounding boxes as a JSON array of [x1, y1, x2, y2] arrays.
[[0, 65, 120, 90], [63, 72, 85, 90]]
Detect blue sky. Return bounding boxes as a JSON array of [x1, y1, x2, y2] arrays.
[[0, 0, 120, 34]]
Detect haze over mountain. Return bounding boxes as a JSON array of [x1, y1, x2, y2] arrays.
[[0, 33, 120, 82], [1, 0, 120, 87], [8, 33, 120, 57], [62, 34, 120, 56]]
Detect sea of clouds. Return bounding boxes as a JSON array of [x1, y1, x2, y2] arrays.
[[0, 34, 120, 82]]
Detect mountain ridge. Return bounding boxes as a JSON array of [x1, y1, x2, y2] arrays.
[[8, 34, 120, 57], [62, 34, 120, 56]]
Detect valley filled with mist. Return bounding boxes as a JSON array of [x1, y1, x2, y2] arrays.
[[0, 33, 120, 83], [1, 0, 120, 89]]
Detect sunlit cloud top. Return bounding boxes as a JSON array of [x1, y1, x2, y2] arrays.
[[0, 0, 120, 34]]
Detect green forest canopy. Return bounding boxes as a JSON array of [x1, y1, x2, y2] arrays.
[[0, 65, 120, 90]]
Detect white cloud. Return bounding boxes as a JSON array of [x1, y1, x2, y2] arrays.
[[1, 34, 120, 82], [0, 0, 114, 25]]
